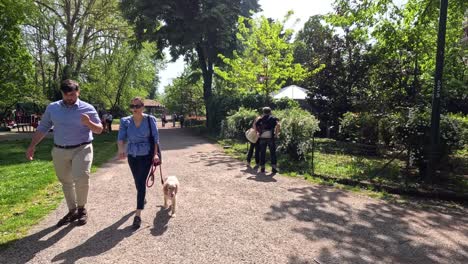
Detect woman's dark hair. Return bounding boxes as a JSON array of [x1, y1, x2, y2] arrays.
[[60, 79, 80, 93], [262, 107, 272, 115]]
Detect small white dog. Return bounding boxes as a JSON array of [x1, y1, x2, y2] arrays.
[[163, 176, 179, 217]]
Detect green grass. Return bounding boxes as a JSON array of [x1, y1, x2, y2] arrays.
[[218, 138, 468, 198], [0, 132, 117, 246], [220, 138, 401, 181]]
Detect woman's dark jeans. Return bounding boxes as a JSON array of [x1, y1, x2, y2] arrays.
[[247, 142, 259, 164], [259, 138, 277, 168], [127, 154, 153, 209]]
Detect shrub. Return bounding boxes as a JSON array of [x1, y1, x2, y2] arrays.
[[377, 112, 405, 146], [448, 113, 468, 148], [394, 107, 464, 177], [221, 107, 258, 139], [221, 107, 320, 161], [339, 112, 379, 145], [275, 108, 320, 160], [239, 94, 268, 110], [206, 94, 241, 131], [273, 98, 300, 110], [239, 94, 300, 111]]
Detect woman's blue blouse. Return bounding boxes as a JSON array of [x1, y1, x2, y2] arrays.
[[118, 114, 159, 157]]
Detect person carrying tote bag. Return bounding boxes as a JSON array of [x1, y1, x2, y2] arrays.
[[256, 107, 280, 173]]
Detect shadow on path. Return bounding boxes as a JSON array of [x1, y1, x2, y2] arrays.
[[0, 225, 74, 264], [151, 206, 171, 236], [51, 212, 134, 264], [266, 185, 468, 263]]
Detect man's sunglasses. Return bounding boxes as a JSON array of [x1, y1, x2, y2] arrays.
[[129, 104, 143, 109]]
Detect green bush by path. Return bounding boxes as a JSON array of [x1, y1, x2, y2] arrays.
[[222, 107, 320, 161], [275, 108, 320, 160], [221, 107, 258, 139], [0, 132, 118, 246]]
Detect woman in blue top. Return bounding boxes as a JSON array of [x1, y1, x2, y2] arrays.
[[117, 97, 160, 228]]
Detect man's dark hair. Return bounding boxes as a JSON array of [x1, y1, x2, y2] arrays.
[[262, 107, 272, 115], [60, 79, 80, 93]]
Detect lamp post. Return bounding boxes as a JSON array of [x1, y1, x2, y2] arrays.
[[427, 0, 449, 182]]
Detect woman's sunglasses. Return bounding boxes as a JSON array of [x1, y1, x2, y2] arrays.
[[129, 104, 143, 109]]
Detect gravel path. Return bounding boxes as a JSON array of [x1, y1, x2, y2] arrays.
[[1, 125, 467, 264]]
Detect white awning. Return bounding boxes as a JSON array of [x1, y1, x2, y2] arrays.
[[271, 85, 308, 100]]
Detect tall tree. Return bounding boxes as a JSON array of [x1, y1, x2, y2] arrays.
[[326, 0, 467, 113], [120, 0, 260, 128], [294, 15, 373, 129], [31, 0, 129, 80], [216, 15, 313, 103], [81, 41, 159, 114], [162, 67, 205, 117], [0, 0, 38, 121]]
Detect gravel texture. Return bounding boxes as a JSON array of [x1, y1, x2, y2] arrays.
[[1, 125, 467, 264]]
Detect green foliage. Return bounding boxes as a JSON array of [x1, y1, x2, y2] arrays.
[[30, 0, 134, 83], [294, 14, 370, 129], [162, 67, 205, 116], [448, 113, 468, 149], [0, 0, 38, 120], [221, 107, 258, 139], [237, 94, 300, 111], [295, 0, 467, 140], [121, 0, 260, 128], [377, 112, 405, 146], [205, 94, 241, 131], [275, 108, 320, 160], [273, 98, 300, 110], [81, 42, 159, 113], [222, 107, 320, 160], [339, 112, 379, 145], [394, 108, 464, 177], [216, 15, 313, 96]]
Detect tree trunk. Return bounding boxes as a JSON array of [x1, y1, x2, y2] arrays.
[[196, 44, 213, 129]]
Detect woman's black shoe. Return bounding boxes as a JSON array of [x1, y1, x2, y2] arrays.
[[132, 216, 141, 229]]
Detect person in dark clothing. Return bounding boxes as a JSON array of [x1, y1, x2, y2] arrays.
[[256, 107, 280, 173], [246, 116, 260, 166], [172, 113, 177, 127], [179, 114, 185, 128], [161, 114, 167, 127], [106, 112, 113, 132]]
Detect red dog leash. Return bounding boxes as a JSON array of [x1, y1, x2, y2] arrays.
[[146, 159, 163, 187]]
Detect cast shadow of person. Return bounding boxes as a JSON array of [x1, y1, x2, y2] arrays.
[[151, 206, 171, 236], [242, 165, 277, 183], [267, 185, 468, 263], [52, 212, 134, 264], [0, 224, 74, 263]]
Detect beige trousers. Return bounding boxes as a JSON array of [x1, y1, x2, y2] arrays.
[[51, 144, 93, 210]]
